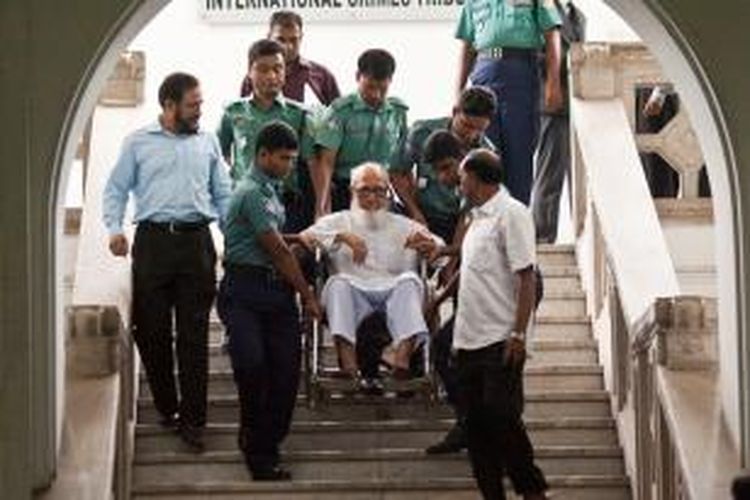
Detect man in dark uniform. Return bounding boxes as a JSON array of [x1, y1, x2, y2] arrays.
[[103, 73, 232, 452], [389, 86, 495, 442], [412, 131, 472, 454], [218, 121, 322, 480], [219, 38, 316, 232], [240, 11, 340, 106], [531, 0, 586, 243], [312, 48, 409, 216], [390, 86, 496, 243], [455, 0, 563, 205]]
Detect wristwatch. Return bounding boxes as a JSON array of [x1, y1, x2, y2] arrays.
[[509, 331, 526, 342]]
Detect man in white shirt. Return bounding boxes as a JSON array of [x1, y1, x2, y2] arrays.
[[451, 149, 548, 500], [302, 162, 443, 379]]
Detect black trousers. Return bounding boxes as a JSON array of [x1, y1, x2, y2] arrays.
[[457, 341, 547, 499], [531, 111, 570, 243], [217, 269, 301, 470], [434, 316, 465, 416], [132, 223, 216, 428]]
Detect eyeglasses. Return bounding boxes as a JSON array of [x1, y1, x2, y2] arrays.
[[354, 186, 389, 198]]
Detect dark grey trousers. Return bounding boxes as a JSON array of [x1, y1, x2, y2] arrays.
[[531, 112, 570, 243]]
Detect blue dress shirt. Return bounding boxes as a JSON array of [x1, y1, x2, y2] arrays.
[[102, 122, 232, 235]]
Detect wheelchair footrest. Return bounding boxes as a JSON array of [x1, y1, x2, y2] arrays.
[[313, 375, 433, 395]]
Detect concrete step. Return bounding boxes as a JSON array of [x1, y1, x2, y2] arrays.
[[533, 317, 592, 341], [137, 391, 613, 424], [538, 269, 582, 294], [132, 475, 630, 500], [135, 417, 619, 454], [201, 336, 598, 372], [536, 292, 586, 318], [208, 312, 592, 349], [135, 252, 628, 500], [139, 364, 604, 399], [133, 446, 625, 485], [537, 244, 577, 267]]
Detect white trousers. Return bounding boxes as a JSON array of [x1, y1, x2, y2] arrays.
[[323, 276, 427, 345]]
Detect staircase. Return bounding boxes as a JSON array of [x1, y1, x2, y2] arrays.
[[131, 244, 631, 499]]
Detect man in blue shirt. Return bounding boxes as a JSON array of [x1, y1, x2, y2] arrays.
[[103, 72, 232, 452]]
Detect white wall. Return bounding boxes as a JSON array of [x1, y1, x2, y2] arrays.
[[127, 0, 640, 130]]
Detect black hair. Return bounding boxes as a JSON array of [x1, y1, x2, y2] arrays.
[[423, 130, 463, 165], [255, 121, 299, 156], [462, 148, 504, 185], [158, 72, 199, 108], [457, 86, 497, 119], [269, 10, 303, 30], [357, 49, 396, 80], [247, 39, 285, 67]]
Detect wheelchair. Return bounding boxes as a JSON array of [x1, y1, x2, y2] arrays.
[[301, 246, 441, 409]]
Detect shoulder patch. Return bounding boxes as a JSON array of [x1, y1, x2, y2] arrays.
[[329, 93, 366, 111], [330, 94, 356, 111], [224, 98, 249, 111], [284, 97, 309, 113], [387, 96, 409, 110]]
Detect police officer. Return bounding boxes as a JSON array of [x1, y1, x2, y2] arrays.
[[239, 11, 341, 106], [413, 130, 471, 454], [455, 0, 563, 205], [312, 48, 408, 216], [103, 72, 232, 452], [218, 38, 315, 232], [531, 0, 586, 243], [390, 86, 497, 243], [219, 121, 322, 480]]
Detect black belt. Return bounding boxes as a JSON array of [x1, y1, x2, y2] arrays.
[[224, 262, 285, 284], [457, 340, 507, 360], [138, 220, 210, 234], [477, 46, 538, 60]]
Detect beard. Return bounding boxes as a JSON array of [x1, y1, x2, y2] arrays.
[[175, 113, 199, 135], [351, 199, 389, 231]]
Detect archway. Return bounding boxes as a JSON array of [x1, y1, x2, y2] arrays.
[[27, 0, 746, 495]]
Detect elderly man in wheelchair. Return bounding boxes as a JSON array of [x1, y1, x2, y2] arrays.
[[300, 162, 444, 395]]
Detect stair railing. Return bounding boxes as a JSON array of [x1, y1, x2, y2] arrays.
[[569, 42, 717, 500]]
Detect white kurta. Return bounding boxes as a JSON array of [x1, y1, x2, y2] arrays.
[[302, 210, 443, 343], [303, 210, 443, 297]]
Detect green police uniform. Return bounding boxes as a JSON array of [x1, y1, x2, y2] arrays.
[[316, 92, 409, 184], [389, 117, 494, 241], [455, 0, 561, 50], [217, 95, 314, 187], [223, 168, 285, 269], [218, 165, 301, 474]]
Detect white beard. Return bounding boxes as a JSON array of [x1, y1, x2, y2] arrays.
[[351, 202, 389, 231]]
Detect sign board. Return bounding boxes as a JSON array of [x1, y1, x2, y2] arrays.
[[200, 0, 464, 24]]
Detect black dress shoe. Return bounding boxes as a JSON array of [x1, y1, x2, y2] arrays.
[[359, 377, 384, 396], [252, 465, 292, 481], [159, 413, 180, 429], [425, 437, 466, 455], [178, 424, 205, 453], [425, 424, 467, 455]]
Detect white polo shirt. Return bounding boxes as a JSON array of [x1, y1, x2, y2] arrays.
[[453, 187, 536, 351]]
